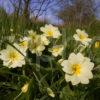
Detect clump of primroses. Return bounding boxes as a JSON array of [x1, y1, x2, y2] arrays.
[[0, 25, 94, 86]]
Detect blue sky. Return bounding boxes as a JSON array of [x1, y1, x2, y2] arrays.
[[94, 0, 100, 20], [0, 0, 100, 24]]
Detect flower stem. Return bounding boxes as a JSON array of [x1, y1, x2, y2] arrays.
[[13, 91, 22, 100]]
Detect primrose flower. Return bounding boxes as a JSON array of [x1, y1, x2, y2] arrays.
[[13, 43, 26, 56], [28, 30, 38, 41], [0, 45, 25, 68], [73, 29, 92, 45], [61, 53, 94, 85], [21, 83, 29, 93], [40, 35, 50, 46], [40, 24, 61, 38], [28, 34, 45, 56], [28, 30, 36, 35], [49, 45, 64, 57], [19, 37, 29, 52], [95, 41, 100, 48], [28, 30, 49, 55]]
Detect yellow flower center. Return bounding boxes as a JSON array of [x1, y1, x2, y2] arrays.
[[47, 31, 53, 36], [52, 48, 59, 52], [72, 64, 81, 76], [8, 51, 19, 62], [79, 34, 86, 40]]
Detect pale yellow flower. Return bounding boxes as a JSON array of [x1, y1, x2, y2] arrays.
[[28, 33, 45, 56], [0, 45, 25, 68], [19, 37, 29, 52], [21, 83, 29, 93], [40, 35, 50, 46], [13, 43, 26, 56], [49, 45, 64, 57], [40, 24, 61, 38], [61, 53, 94, 85], [47, 88, 55, 98], [12, 37, 29, 56], [28, 30, 37, 40], [95, 41, 100, 48], [73, 29, 92, 45]]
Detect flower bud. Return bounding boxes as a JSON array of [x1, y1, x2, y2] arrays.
[[21, 83, 29, 93]]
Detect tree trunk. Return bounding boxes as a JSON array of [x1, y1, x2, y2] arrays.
[[23, 0, 30, 20]]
